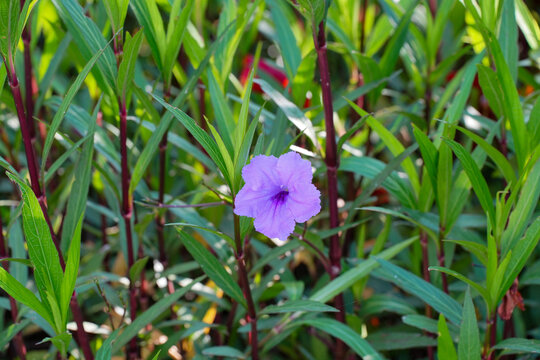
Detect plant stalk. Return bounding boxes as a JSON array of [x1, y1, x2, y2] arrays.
[[233, 214, 258, 360], [313, 20, 348, 357], [118, 98, 139, 360]]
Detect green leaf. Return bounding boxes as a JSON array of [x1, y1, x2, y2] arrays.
[[0, 266, 53, 325], [202, 346, 245, 359], [499, 0, 518, 83], [179, 231, 246, 307], [361, 207, 438, 243], [428, 266, 491, 308], [444, 139, 496, 229], [295, 318, 383, 360], [168, 223, 235, 249], [269, 0, 301, 79], [111, 276, 204, 353], [235, 44, 260, 159], [457, 126, 517, 186], [256, 78, 318, 148], [52, 0, 117, 90], [438, 314, 458, 360], [376, 258, 462, 325], [7, 172, 64, 317], [163, 0, 194, 87], [515, 0, 540, 50], [59, 217, 83, 328], [0, 319, 31, 350], [0, 257, 33, 267], [445, 240, 488, 266], [402, 314, 458, 338], [152, 95, 232, 187], [129, 257, 149, 283], [500, 217, 540, 301], [249, 240, 300, 276], [379, 1, 416, 79], [501, 160, 540, 254], [129, 0, 167, 72], [41, 40, 109, 171], [458, 288, 481, 360], [260, 300, 338, 315], [477, 64, 504, 119], [310, 237, 416, 303], [117, 31, 143, 100], [491, 338, 540, 354], [60, 103, 98, 253]]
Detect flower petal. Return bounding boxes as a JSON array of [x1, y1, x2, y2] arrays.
[[277, 151, 313, 189], [241, 155, 281, 189], [253, 197, 296, 241], [234, 186, 275, 218], [286, 184, 321, 223]]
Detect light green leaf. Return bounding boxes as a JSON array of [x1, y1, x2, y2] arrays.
[[438, 314, 458, 360]]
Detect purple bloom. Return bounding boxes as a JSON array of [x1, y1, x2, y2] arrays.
[[234, 151, 321, 240]]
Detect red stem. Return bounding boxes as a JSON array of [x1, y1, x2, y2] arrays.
[[313, 21, 348, 357], [21, 15, 36, 142], [119, 98, 139, 359], [233, 215, 258, 360]]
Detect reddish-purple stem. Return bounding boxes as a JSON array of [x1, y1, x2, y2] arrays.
[[233, 214, 258, 360], [118, 98, 139, 359], [313, 20, 347, 357]]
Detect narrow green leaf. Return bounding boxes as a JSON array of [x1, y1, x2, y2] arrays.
[[7, 172, 64, 314], [256, 78, 318, 148], [438, 314, 458, 360], [296, 318, 384, 360], [0, 267, 53, 325], [117, 30, 143, 100], [428, 266, 491, 307], [129, 256, 149, 283], [260, 300, 338, 315], [202, 346, 245, 359], [501, 160, 540, 254], [310, 237, 416, 303], [41, 40, 109, 171], [444, 139, 496, 229], [111, 276, 204, 353], [412, 125, 438, 194], [59, 216, 83, 328], [457, 126, 517, 185], [376, 258, 462, 325], [163, 0, 194, 86], [500, 217, 540, 301], [477, 64, 504, 118], [179, 231, 246, 307], [491, 338, 540, 354], [458, 288, 481, 360]]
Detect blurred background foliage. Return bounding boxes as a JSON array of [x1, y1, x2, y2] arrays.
[[0, 0, 539, 359]]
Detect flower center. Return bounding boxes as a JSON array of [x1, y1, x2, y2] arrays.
[[273, 189, 289, 204]]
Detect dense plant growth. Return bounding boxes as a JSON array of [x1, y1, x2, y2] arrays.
[[0, 0, 539, 359]]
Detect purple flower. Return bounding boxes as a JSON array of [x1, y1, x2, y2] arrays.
[[234, 151, 321, 240]]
